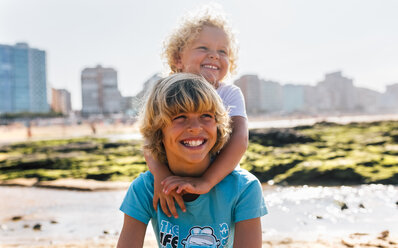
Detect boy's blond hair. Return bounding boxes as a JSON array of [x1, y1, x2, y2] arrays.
[[140, 73, 231, 164], [163, 5, 238, 79]]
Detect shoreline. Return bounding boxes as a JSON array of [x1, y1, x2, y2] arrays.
[[1, 184, 397, 248], [0, 177, 393, 192]]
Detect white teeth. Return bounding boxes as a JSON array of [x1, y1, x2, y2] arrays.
[[183, 140, 204, 147], [203, 65, 218, 70]]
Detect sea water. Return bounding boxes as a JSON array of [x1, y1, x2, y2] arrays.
[[262, 184, 398, 240], [0, 184, 397, 244]]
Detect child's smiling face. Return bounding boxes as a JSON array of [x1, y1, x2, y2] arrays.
[[176, 25, 230, 87], [162, 111, 217, 176]]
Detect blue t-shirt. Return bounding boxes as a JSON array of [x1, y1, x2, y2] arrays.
[[120, 169, 268, 248]]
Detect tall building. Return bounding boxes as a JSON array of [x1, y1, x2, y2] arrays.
[[380, 83, 398, 112], [135, 73, 163, 99], [0, 42, 49, 114], [134, 73, 163, 112], [355, 87, 382, 113], [316, 71, 356, 112], [260, 79, 283, 113], [51, 88, 72, 115], [234, 75, 262, 114], [302, 85, 319, 114], [0, 45, 13, 113], [81, 65, 122, 116], [283, 84, 305, 114], [234, 75, 282, 114]]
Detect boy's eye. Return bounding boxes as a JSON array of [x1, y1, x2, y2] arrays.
[[197, 46, 208, 51], [172, 115, 186, 121], [201, 113, 214, 119]]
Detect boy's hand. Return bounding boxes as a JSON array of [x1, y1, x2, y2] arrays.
[[154, 176, 186, 218], [162, 176, 212, 195]]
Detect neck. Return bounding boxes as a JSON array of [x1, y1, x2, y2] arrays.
[[167, 155, 211, 177]]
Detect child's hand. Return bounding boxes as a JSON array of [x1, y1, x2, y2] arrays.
[[162, 176, 212, 195], [153, 176, 186, 218]]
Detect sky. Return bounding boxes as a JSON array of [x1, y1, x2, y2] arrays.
[[1, 0, 397, 110]]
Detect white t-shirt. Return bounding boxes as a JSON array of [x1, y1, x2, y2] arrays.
[[216, 83, 247, 118]]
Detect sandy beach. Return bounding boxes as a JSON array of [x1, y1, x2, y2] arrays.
[[0, 122, 140, 145], [1, 181, 397, 248], [3, 114, 398, 145], [1, 233, 397, 247]]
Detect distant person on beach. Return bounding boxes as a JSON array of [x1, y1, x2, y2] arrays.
[[26, 120, 32, 138], [145, 5, 249, 219], [89, 122, 96, 135], [117, 73, 267, 247]]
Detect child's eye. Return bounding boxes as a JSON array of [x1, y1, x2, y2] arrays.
[[218, 49, 227, 55], [197, 46, 208, 51], [201, 113, 214, 120], [173, 115, 186, 121]]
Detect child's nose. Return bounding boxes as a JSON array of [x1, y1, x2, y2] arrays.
[[208, 51, 219, 60], [187, 118, 202, 133]]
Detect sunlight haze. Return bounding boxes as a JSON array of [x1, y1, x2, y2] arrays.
[[1, 0, 397, 110]]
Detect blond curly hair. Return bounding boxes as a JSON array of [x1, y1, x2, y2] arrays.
[[162, 6, 238, 80], [139, 73, 231, 164]]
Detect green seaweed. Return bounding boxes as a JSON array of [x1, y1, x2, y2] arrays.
[[1, 120, 398, 185], [0, 138, 146, 182]]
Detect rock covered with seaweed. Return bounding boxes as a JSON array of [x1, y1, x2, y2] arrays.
[[1, 120, 398, 186], [244, 120, 398, 185]]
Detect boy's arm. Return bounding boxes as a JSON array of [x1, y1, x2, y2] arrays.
[[144, 149, 186, 218], [162, 116, 248, 194], [233, 217, 262, 248], [117, 214, 147, 248]]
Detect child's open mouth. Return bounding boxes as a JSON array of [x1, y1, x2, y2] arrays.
[[180, 139, 207, 147], [202, 64, 219, 70]]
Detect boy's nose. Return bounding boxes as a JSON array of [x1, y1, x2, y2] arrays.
[[187, 118, 202, 133]]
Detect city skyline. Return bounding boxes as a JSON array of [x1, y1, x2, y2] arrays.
[[235, 71, 398, 116], [1, 0, 397, 110]]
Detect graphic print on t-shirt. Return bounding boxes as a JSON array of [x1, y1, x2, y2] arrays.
[[158, 221, 230, 248], [181, 226, 220, 248], [159, 220, 179, 248]]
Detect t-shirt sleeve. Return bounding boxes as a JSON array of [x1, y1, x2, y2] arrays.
[[218, 84, 247, 118], [120, 172, 154, 224], [233, 176, 268, 223]]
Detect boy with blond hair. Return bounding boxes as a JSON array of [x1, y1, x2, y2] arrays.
[[118, 73, 267, 248]]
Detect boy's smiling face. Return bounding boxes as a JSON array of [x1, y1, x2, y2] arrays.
[[176, 25, 230, 87], [162, 111, 217, 176]]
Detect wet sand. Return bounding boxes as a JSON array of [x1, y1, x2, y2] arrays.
[[2, 233, 397, 248], [0, 178, 130, 191], [1, 182, 397, 248]]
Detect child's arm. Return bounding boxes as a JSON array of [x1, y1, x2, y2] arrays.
[[144, 149, 186, 218], [233, 218, 262, 248], [117, 214, 147, 248], [162, 116, 248, 194]]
